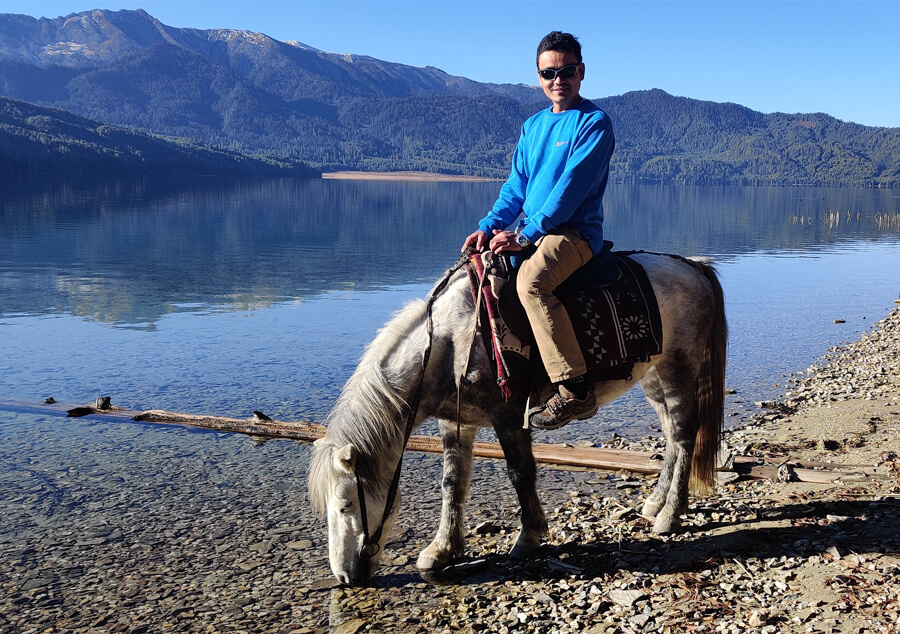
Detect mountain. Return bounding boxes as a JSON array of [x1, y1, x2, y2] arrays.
[[0, 9, 898, 186], [0, 9, 543, 176], [596, 89, 900, 187], [0, 95, 319, 176], [0, 9, 541, 98]]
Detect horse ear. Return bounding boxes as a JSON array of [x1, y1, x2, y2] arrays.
[[333, 444, 358, 474]]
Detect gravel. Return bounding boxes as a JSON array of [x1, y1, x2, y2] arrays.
[[2, 306, 900, 634]]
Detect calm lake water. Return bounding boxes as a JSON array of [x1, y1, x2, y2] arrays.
[[1, 175, 899, 626], [1, 176, 899, 441]]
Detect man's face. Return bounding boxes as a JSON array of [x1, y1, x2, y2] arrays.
[[537, 49, 584, 113]]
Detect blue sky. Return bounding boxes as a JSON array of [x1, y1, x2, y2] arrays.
[[3, 0, 899, 128]]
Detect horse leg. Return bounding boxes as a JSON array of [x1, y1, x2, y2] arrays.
[[639, 361, 699, 533], [639, 369, 676, 521], [493, 411, 547, 558], [417, 421, 477, 571]]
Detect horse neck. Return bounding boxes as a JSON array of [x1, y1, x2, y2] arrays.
[[324, 274, 472, 490], [324, 297, 437, 488]]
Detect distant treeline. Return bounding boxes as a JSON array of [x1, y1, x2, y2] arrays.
[[0, 97, 319, 177]]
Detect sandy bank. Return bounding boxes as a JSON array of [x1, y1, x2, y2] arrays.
[[322, 170, 500, 182]]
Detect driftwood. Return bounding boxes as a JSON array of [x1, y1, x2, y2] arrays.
[[0, 397, 880, 483]]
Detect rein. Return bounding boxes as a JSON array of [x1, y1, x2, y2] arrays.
[[357, 247, 475, 560]]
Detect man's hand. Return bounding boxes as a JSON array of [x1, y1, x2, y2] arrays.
[[461, 230, 491, 253], [489, 230, 523, 254]]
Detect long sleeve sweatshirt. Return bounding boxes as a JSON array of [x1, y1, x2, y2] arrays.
[[478, 99, 615, 255]]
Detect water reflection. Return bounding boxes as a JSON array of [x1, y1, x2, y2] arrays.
[[605, 183, 900, 255], [2, 175, 898, 325], [0, 175, 497, 324], [2, 175, 899, 427]]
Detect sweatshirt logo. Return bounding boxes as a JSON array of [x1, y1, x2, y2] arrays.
[[556, 141, 568, 147]]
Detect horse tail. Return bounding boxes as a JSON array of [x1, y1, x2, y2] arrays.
[[688, 257, 727, 494]]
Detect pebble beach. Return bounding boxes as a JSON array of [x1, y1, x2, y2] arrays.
[[2, 304, 900, 634]]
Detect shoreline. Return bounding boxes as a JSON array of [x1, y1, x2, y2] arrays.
[[326, 304, 900, 632], [2, 305, 899, 633], [322, 170, 501, 182]]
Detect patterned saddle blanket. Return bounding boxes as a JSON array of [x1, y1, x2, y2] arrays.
[[466, 248, 664, 395]]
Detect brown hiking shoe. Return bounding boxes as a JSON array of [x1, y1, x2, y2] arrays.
[[528, 386, 599, 430]]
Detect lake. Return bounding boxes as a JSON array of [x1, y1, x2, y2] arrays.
[[1, 176, 899, 439], [1, 175, 899, 628]]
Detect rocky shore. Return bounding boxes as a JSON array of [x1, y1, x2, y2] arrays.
[[2, 306, 899, 634]]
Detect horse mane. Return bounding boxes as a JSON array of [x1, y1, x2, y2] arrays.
[[308, 297, 430, 514]]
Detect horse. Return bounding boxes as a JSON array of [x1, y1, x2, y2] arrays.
[[308, 251, 727, 585]]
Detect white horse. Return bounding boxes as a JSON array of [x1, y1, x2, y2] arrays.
[[309, 252, 727, 585]]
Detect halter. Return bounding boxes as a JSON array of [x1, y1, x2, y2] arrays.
[[356, 247, 475, 561]]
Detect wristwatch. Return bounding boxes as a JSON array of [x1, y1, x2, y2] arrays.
[[515, 226, 530, 247]]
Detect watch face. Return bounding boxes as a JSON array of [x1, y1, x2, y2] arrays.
[[517, 234, 529, 247]]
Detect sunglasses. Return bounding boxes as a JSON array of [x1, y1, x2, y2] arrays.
[[537, 64, 580, 81]]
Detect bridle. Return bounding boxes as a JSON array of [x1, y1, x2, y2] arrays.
[[355, 248, 475, 560]]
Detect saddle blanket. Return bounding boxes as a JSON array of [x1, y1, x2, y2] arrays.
[[558, 253, 663, 376], [467, 251, 664, 394]]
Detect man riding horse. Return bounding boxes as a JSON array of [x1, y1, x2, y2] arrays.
[[462, 31, 616, 430], [312, 31, 725, 587]]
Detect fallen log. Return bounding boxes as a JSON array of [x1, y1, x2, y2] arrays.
[[1, 398, 667, 474], [0, 397, 881, 482]]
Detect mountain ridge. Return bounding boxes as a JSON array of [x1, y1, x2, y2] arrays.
[[0, 9, 897, 186], [0, 8, 542, 101]]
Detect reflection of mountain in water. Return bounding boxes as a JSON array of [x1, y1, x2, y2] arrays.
[[1, 175, 898, 325], [605, 184, 900, 256], [0, 175, 500, 324]]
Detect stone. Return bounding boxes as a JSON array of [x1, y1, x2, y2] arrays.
[[609, 589, 647, 608], [473, 520, 502, 535], [236, 561, 262, 572], [333, 618, 367, 634], [20, 577, 56, 591]]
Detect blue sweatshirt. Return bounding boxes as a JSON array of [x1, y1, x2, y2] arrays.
[[478, 99, 615, 255]]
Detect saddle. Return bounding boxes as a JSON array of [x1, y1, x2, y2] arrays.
[[466, 242, 664, 399]]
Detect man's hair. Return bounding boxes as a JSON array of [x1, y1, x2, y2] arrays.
[[536, 31, 582, 66]]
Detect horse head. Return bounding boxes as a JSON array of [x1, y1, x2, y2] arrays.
[[306, 272, 475, 584], [309, 438, 400, 585]]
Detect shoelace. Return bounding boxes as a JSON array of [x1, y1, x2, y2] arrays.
[[544, 393, 567, 415]]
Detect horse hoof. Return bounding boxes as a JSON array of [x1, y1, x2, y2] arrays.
[[509, 544, 537, 559], [509, 535, 541, 559], [419, 557, 490, 585], [416, 553, 447, 571], [651, 514, 682, 534], [417, 545, 458, 571], [641, 500, 663, 519]]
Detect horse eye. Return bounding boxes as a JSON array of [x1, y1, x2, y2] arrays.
[[339, 504, 352, 514]]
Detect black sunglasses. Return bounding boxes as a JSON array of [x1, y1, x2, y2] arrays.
[[537, 64, 580, 81]]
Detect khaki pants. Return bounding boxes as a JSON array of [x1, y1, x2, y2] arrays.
[[517, 227, 594, 383]]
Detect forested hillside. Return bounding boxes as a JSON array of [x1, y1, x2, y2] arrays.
[[0, 9, 897, 186], [596, 90, 900, 187], [0, 96, 319, 176]]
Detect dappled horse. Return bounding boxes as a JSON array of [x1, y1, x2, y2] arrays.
[[308, 251, 727, 585]]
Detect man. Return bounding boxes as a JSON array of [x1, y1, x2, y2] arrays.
[[461, 31, 615, 430]]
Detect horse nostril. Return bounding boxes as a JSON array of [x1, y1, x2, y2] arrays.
[[348, 564, 373, 586], [336, 559, 375, 586]]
